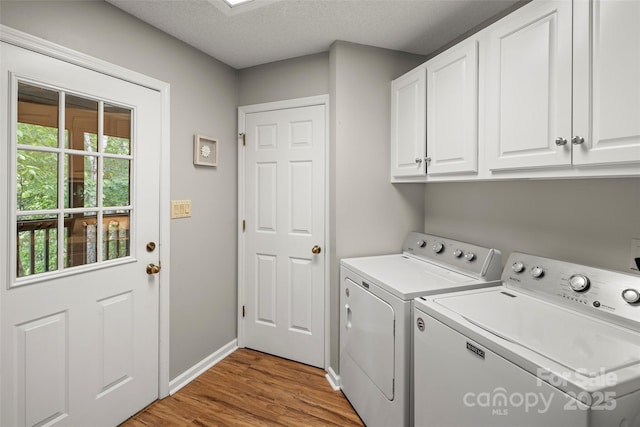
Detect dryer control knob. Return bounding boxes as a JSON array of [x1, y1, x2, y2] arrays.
[[433, 242, 444, 254], [531, 266, 544, 279], [622, 289, 640, 304], [464, 252, 476, 262], [417, 240, 427, 248], [569, 274, 590, 292], [512, 261, 525, 273], [453, 249, 463, 258]]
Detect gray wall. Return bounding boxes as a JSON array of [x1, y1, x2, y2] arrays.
[[238, 52, 329, 105], [424, 178, 640, 273], [330, 41, 426, 370], [1, 0, 240, 380]]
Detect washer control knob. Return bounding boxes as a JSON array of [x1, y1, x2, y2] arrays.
[[622, 289, 640, 304], [432, 242, 444, 254], [512, 261, 525, 273], [417, 240, 426, 248], [531, 266, 544, 279], [568, 274, 590, 292], [464, 252, 476, 262], [453, 249, 463, 258]]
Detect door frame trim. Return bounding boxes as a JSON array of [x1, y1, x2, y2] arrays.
[[0, 25, 172, 398], [237, 95, 331, 370]]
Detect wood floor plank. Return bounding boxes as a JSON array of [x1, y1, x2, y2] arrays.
[[121, 349, 363, 426]]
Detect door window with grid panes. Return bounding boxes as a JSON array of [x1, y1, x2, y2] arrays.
[[15, 81, 134, 282]]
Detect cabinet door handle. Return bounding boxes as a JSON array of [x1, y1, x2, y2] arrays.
[[572, 136, 585, 145], [415, 158, 423, 164], [425, 157, 432, 163], [555, 137, 568, 146]]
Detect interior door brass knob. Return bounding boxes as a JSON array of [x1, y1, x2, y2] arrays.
[[312, 245, 322, 254], [146, 263, 161, 275]]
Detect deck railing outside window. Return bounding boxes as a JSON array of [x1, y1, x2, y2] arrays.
[[17, 214, 130, 277]]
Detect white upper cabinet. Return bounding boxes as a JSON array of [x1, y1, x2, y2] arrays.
[[390, 0, 639, 182], [390, 67, 427, 180], [426, 39, 479, 176], [485, 0, 640, 175], [573, 0, 640, 166], [485, 0, 573, 171]]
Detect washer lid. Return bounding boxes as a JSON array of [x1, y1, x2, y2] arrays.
[[341, 254, 492, 300], [434, 289, 640, 377]]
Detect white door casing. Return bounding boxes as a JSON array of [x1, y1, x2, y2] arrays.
[[1, 28, 171, 426], [238, 97, 328, 369]]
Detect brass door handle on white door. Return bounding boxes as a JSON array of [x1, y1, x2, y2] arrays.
[[312, 245, 322, 254], [146, 263, 161, 275]]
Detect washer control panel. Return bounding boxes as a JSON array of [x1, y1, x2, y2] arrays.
[[504, 252, 640, 329], [402, 232, 502, 280]]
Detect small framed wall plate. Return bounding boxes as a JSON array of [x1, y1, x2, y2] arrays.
[[194, 135, 218, 167]]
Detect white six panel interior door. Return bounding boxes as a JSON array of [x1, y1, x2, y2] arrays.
[[1, 43, 161, 426], [243, 104, 326, 368]]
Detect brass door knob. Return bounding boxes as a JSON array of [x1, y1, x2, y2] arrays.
[[146, 263, 161, 275], [311, 245, 322, 255]]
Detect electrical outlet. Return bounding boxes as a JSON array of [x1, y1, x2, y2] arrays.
[[171, 200, 192, 219], [630, 238, 640, 271]]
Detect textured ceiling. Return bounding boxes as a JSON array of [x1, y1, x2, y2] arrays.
[[106, 0, 522, 70]]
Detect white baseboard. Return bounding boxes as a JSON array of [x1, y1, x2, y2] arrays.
[[325, 366, 341, 391], [169, 339, 238, 395]]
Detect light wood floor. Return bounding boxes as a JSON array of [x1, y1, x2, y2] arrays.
[[121, 348, 364, 426]]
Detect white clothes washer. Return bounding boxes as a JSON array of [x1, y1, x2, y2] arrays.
[[339, 232, 502, 427], [414, 252, 640, 427]]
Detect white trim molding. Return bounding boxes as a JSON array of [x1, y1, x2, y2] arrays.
[[0, 24, 172, 399], [169, 339, 238, 395], [325, 366, 341, 391]]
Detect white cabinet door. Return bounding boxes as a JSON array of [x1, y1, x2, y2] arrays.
[[485, 0, 573, 171], [573, 0, 640, 166], [390, 67, 426, 179], [426, 39, 478, 176]]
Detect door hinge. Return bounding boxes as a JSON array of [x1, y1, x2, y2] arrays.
[[242, 219, 246, 232], [239, 132, 246, 146], [242, 305, 245, 318]]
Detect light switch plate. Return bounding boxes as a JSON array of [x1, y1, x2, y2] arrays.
[[171, 200, 192, 219], [630, 238, 640, 271]]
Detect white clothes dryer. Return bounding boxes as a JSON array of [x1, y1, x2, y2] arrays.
[[339, 232, 502, 427], [414, 252, 640, 427]]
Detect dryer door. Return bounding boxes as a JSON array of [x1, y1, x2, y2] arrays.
[[341, 277, 395, 399]]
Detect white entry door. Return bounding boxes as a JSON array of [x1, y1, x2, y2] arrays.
[[1, 43, 161, 426], [240, 101, 326, 368]]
